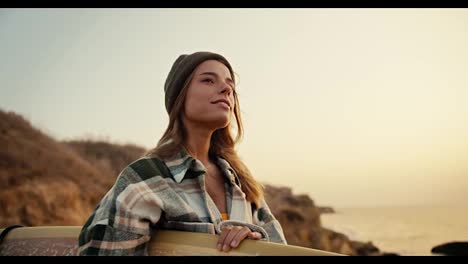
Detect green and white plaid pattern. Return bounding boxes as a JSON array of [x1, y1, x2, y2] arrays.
[[78, 150, 287, 255]]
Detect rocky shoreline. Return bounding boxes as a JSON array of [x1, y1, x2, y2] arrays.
[[263, 184, 399, 256]]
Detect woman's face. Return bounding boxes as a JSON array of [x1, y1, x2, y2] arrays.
[[183, 60, 235, 130]]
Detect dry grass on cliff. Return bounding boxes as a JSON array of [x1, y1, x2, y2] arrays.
[[0, 110, 145, 226]]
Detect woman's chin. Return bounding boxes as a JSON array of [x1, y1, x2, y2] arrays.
[[209, 116, 231, 129]]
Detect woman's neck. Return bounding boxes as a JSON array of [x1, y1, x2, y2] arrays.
[[184, 121, 213, 165]]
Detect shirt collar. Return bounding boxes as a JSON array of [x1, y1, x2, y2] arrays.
[[162, 150, 238, 185]]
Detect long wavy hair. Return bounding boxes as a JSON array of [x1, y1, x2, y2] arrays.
[[145, 59, 263, 207]]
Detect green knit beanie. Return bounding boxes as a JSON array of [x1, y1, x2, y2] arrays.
[[164, 51, 234, 114]]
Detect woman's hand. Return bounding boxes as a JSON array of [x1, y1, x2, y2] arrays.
[[217, 225, 262, 252]]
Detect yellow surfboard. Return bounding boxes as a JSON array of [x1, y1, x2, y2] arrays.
[[0, 226, 345, 256]]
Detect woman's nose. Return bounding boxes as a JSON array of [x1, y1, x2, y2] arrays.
[[220, 83, 232, 95]]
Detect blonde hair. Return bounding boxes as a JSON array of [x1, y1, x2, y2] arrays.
[[145, 61, 263, 207]]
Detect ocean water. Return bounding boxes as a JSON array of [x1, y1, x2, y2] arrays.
[[320, 205, 468, 256]]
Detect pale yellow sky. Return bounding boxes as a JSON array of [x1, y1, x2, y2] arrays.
[[1, 8, 468, 207]]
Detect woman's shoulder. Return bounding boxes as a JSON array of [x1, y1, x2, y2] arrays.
[[118, 155, 173, 183]]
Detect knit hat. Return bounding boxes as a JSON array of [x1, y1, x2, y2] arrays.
[[164, 51, 234, 114]]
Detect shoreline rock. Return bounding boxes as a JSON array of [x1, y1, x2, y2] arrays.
[[318, 206, 336, 214], [431, 242, 468, 256]]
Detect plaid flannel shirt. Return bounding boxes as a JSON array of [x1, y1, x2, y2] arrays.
[[78, 150, 287, 255]]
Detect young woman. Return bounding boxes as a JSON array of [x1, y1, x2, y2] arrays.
[[78, 51, 287, 255]]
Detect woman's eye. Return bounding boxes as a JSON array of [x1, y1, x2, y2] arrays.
[[202, 79, 214, 84]]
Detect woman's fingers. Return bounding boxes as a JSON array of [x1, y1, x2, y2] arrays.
[[247, 231, 262, 240], [229, 227, 251, 248], [217, 225, 233, 251], [221, 226, 245, 252], [217, 225, 252, 252]]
